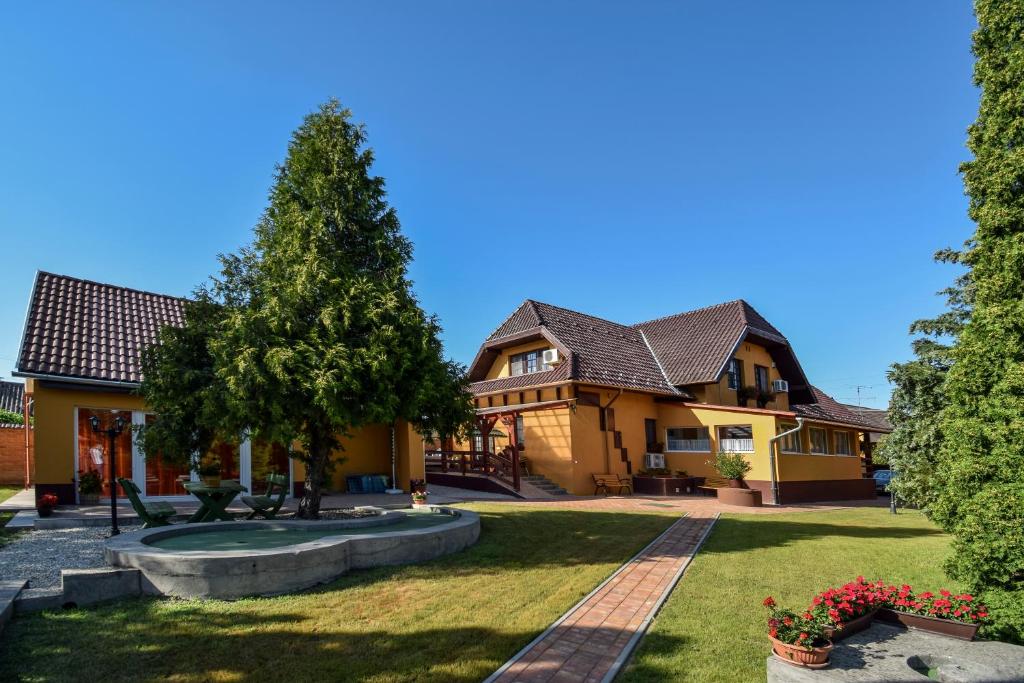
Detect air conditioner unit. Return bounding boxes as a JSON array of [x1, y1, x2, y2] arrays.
[[542, 349, 560, 366], [645, 452, 665, 469], [772, 379, 790, 393]]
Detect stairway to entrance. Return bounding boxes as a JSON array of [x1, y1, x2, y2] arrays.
[[521, 474, 569, 496]]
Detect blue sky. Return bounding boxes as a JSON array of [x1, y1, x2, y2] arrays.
[[0, 2, 976, 408]]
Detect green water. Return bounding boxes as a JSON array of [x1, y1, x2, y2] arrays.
[[147, 511, 457, 551]]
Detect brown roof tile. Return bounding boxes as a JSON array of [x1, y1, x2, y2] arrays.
[[633, 300, 787, 386], [793, 387, 891, 432], [15, 272, 185, 385]]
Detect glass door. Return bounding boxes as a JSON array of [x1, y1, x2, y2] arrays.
[[77, 408, 133, 499]]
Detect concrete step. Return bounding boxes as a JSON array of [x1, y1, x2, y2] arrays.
[[520, 475, 568, 495]]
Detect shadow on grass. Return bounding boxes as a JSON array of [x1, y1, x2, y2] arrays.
[[0, 598, 688, 683], [701, 516, 944, 555]]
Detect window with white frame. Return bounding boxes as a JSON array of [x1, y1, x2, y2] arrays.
[[809, 427, 828, 454], [718, 425, 754, 452], [509, 348, 551, 376], [833, 430, 852, 455], [777, 423, 802, 453], [666, 427, 711, 452]]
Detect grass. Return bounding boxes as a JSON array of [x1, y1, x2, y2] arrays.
[[0, 502, 678, 682], [0, 486, 22, 546], [621, 507, 956, 683]]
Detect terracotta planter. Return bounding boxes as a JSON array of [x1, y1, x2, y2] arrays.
[[412, 497, 428, 508], [717, 487, 763, 507], [876, 608, 979, 641], [202, 476, 221, 487], [823, 609, 877, 642], [728, 478, 744, 488], [632, 476, 697, 496], [769, 636, 832, 667]]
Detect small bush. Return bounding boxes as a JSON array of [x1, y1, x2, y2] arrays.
[[712, 452, 752, 480], [0, 409, 23, 425]]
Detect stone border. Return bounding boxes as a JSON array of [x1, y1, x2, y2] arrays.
[[105, 506, 480, 599]]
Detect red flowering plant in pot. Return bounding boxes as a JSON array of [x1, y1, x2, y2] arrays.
[[36, 493, 59, 518], [763, 596, 833, 667], [878, 585, 988, 640], [810, 576, 894, 641]]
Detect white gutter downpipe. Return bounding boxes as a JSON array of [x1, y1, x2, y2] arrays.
[[768, 417, 804, 506]]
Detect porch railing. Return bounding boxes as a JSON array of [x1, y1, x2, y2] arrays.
[[666, 438, 711, 452], [425, 447, 522, 491], [719, 438, 754, 452]]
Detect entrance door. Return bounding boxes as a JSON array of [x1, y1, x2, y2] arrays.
[[76, 408, 133, 499]]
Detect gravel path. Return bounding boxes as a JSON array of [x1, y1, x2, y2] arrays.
[[0, 526, 139, 590]]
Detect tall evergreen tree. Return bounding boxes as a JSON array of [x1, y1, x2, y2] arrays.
[[934, 0, 1024, 642], [214, 100, 472, 518], [880, 248, 971, 508]]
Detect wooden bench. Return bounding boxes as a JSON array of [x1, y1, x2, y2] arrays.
[[117, 477, 177, 528], [695, 476, 732, 497], [592, 473, 633, 496]]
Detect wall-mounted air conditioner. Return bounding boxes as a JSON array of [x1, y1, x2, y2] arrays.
[[645, 452, 665, 469], [542, 349, 560, 366], [772, 379, 790, 393]]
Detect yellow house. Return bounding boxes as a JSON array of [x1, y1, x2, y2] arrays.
[[451, 299, 888, 503], [14, 272, 423, 505]]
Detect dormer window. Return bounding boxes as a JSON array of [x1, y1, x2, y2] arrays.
[[727, 358, 744, 390], [510, 349, 552, 376]]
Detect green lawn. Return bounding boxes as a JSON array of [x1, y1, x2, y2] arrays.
[[0, 486, 21, 545], [0, 503, 678, 683], [0, 487, 19, 505], [621, 507, 955, 683]]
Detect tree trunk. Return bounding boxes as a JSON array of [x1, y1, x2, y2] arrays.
[[297, 427, 330, 519]]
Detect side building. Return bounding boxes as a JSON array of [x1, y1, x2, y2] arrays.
[[14, 271, 424, 505]]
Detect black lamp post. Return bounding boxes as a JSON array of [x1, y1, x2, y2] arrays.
[[90, 413, 128, 536]]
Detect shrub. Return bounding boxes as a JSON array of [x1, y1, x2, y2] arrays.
[[77, 469, 103, 495], [712, 452, 751, 480], [0, 409, 24, 425]]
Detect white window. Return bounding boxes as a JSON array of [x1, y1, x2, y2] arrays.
[[778, 423, 802, 453], [509, 349, 552, 376], [809, 427, 828, 454], [718, 425, 754, 452], [834, 431, 852, 455], [727, 358, 743, 390], [666, 427, 711, 452]]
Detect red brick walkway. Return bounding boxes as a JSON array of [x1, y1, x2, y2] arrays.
[[486, 512, 718, 683]]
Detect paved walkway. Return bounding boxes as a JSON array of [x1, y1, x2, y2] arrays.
[[486, 511, 719, 683]]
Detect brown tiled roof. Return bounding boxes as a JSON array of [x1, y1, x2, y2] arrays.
[[841, 403, 892, 433], [0, 381, 25, 414], [793, 387, 891, 432], [633, 300, 787, 386], [15, 272, 185, 385], [471, 300, 682, 396]]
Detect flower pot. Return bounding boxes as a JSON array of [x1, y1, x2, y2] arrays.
[[79, 494, 100, 506], [728, 478, 744, 488], [769, 636, 832, 667], [876, 608, 979, 641], [823, 609, 878, 642], [37, 506, 53, 518], [203, 476, 221, 488]]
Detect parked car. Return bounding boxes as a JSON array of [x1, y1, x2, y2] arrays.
[[872, 469, 894, 494]]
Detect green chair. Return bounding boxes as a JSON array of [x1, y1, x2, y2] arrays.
[[241, 474, 289, 519], [117, 478, 177, 528]]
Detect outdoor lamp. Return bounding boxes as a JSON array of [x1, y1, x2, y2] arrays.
[[89, 412, 127, 536]]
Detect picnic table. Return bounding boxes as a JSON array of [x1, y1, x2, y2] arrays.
[[182, 480, 248, 523]]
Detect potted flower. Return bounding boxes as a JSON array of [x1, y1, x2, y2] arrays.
[[736, 385, 759, 407], [37, 493, 59, 518], [812, 576, 891, 641], [411, 489, 429, 508], [756, 389, 776, 409], [198, 460, 221, 487], [713, 452, 752, 488], [77, 468, 103, 505], [764, 596, 833, 667], [877, 586, 987, 640]]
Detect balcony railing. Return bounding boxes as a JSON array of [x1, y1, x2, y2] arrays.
[[720, 438, 754, 453], [666, 438, 711, 452]]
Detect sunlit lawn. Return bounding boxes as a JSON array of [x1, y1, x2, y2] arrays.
[[621, 507, 955, 683], [0, 502, 678, 682], [0, 486, 22, 545]]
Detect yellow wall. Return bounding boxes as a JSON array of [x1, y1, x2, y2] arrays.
[[31, 379, 417, 493], [29, 380, 146, 486], [484, 341, 552, 380], [778, 451, 862, 481]]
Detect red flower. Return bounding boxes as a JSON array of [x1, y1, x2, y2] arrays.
[[783, 616, 793, 626], [763, 596, 776, 608], [769, 628, 778, 638], [799, 632, 809, 641]]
